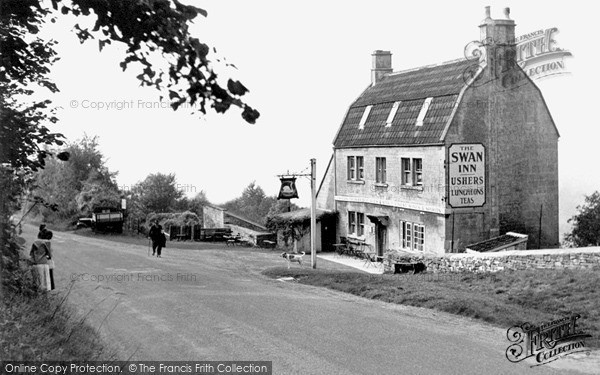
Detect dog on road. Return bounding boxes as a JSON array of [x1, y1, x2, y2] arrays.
[[281, 252, 305, 269]]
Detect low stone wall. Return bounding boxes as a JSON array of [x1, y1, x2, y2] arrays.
[[384, 248, 600, 274]]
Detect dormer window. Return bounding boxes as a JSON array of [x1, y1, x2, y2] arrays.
[[385, 101, 401, 127], [359, 105, 372, 130], [415, 97, 433, 126]]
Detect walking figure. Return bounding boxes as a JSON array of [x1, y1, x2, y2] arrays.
[[30, 225, 55, 291], [156, 227, 167, 258], [148, 221, 165, 257]]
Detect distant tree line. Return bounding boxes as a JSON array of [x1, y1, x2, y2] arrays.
[[27, 136, 300, 229]]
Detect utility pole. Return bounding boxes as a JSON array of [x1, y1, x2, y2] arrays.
[[310, 158, 317, 269], [277, 159, 317, 268], [538, 204, 543, 249]]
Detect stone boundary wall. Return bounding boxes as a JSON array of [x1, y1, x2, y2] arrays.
[[384, 248, 600, 274]]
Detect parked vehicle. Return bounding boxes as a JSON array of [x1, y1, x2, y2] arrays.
[[76, 217, 93, 229], [92, 207, 123, 233]]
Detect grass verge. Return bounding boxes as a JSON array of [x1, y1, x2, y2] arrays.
[[263, 267, 600, 348], [0, 286, 115, 360]]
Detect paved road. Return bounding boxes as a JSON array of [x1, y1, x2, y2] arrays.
[[22, 225, 597, 374]]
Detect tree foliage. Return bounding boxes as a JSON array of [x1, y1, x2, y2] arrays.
[[565, 191, 600, 247], [2, 0, 259, 124], [76, 0, 258, 121], [75, 175, 121, 214], [147, 211, 200, 228], [0, 1, 66, 173], [31, 135, 118, 222], [134, 172, 183, 213], [267, 199, 301, 217], [222, 182, 278, 225], [173, 190, 210, 216]]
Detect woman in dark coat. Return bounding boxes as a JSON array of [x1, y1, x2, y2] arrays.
[[148, 222, 162, 256], [156, 227, 167, 258]]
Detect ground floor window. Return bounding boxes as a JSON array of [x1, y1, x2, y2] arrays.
[[400, 221, 424, 251], [357, 212, 365, 236], [348, 211, 365, 237]]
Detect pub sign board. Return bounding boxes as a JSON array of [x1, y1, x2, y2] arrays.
[[448, 143, 486, 208], [277, 177, 299, 200]]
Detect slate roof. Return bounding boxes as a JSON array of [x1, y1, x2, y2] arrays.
[[334, 58, 476, 148], [466, 233, 528, 252]]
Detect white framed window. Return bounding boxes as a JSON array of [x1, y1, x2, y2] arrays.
[[414, 224, 424, 251], [400, 221, 425, 251], [376, 157, 386, 183], [385, 101, 401, 127], [415, 97, 433, 126], [405, 222, 413, 249], [359, 105, 372, 130]]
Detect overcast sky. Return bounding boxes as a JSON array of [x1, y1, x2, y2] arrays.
[[37, 0, 598, 237]]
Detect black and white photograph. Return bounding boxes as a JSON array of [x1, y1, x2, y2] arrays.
[[1, 0, 599, 374]]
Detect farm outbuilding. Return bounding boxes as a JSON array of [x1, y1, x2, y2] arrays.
[[267, 208, 337, 253]]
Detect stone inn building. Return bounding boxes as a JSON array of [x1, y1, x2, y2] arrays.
[[317, 7, 559, 256]]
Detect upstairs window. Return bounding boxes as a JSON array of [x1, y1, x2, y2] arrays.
[[376, 157, 387, 184], [347, 156, 355, 180], [357, 156, 364, 180], [359, 105, 372, 130], [402, 157, 423, 186], [385, 101, 401, 127], [415, 97, 433, 126], [401, 158, 411, 185], [413, 158, 423, 186], [347, 156, 364, 181]]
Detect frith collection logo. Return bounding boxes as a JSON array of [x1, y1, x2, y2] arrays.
[[505, 314, 591, 367], [463, 26, 572, 89], [515, 27, 572, 80]]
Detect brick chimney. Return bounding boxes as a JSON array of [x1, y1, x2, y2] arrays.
[[479, 6, 517, 79], [371, 50, 392, 85]]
